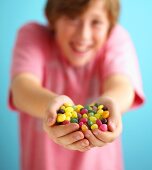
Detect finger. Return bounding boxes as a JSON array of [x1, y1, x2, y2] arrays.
[[66, 139, 90, 151], [84, 130, 106, 147], [57, 131, 84, 145], [92, 122, 122, 143], [44, 106, 58, 127], [49, 123, 80, 138], [78, 146, 91, 152]]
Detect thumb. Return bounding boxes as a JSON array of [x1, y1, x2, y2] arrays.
[[46, 109, 57, 127]]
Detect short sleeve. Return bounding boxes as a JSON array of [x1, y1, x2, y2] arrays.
[[9, 23, 46, 111], [100, 25, 145, 109]]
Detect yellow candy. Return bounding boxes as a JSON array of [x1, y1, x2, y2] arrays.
[[89, 116, 97, 123], [102, 111, 110, 119], [65, 107, 74, 113], [65, 116, 71, 121], [81, 124, 88, 131], [98, 105, 104, 110], [65, 111, 72, 117], [57, 114, 66, 122], [64, 103, 72, 107], [71, 111, 78, 118], [91, 124, 98, 130], [94, 113, 101, 119], [60, 106, 65, 110], [75, 105, 84, 113], [83, 114, 88, 118], [97, 109, 103, 115]]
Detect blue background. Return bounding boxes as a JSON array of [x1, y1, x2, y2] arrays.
[[0, 0, 152, 170]]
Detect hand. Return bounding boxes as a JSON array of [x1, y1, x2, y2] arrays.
[[84, 96, 122, 147], [43, 95, 90, 152]]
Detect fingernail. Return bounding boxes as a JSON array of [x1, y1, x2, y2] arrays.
[[75, 135, 82, 140], [82, 142, 88, 146]]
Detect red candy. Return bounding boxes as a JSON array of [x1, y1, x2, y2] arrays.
[[80, 108, 88, 115], [96, 119, 102, 127], [79, 118, 88, 123]]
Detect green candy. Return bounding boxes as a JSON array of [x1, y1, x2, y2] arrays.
[[70, 118, 78, 123], [87, 120, 93, 128], [88, 112, 95, 117]]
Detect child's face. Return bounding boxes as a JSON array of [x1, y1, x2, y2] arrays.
[[54, 0, 110, 67]]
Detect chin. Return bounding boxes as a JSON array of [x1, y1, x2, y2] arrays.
[[69, 57, 91, 67]]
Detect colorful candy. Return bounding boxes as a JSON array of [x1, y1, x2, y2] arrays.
[[56, 103, 110, 132]]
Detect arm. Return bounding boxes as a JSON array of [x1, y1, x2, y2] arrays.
[[11, 73, 58, 119], [11, 73, 90, 152], [100, 74, 135, 113]]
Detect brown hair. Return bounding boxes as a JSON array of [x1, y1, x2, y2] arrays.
[[45, 0, 120, 31]]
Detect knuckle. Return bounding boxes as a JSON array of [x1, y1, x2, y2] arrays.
[[108, 138, 114, 143]]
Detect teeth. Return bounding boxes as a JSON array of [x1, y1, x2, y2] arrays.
[[72, 45, 89, 53]]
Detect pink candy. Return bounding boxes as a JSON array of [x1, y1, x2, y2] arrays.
[[99, 124, 108, 132]]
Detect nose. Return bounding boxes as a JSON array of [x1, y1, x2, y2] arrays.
[[76, 22, 92, 44]]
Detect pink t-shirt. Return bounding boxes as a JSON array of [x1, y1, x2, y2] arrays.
[[9, 22, 145, 170]]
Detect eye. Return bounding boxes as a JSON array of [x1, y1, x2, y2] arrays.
[[65, 16, 80, 25], [92, 20, 103, 26]]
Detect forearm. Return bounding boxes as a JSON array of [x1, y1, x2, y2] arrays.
[[11, 74, 58, 119], [100, 75, 135, 113]]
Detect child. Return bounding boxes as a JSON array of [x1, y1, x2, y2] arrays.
[[9, 0, 145, 170]]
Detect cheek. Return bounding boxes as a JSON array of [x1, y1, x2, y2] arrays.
[[95, 28, 108, 45]]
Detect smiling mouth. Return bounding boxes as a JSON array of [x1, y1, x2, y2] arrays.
[[70, 43, 92, 56]]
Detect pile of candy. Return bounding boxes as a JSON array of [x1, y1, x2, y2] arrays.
[[56, 103, 110, 132]]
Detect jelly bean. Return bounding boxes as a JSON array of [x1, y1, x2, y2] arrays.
[[65, 116, 71, 121], [60, 105, 66, 110], [71, 111, 78, 118], [88, 112, 95, 117], [91, 124, 98, 130], [79, 122, 84, 127], [70, 118, 78, 123], [79, 118, 88, 124], [102, 106, 108, 111], [65, 107, 74, 113], [56, 103, 110, 132], [94, 103, 100, 107], [65, 112, 72, 117], [75, 105, 84, 113], [98, 105, 104, 110], [94, 113, 101, 119], [99, 124, 108, 132], [77, 113, 82, 119], [81, 124, 88, 131], [57, 114, 66, 122], [64, 103, 72, 107], [89, 116, 97, 124], [91, 106, 98, 112], [82, 114, 88, 118], [62, 120, 70, 125], [101, 118, 108, 124], [97, 109, 103, 115], [84, 105, 92, 110], [102, 111, 110, 119], [80, 108, 88, 115], [57, 109, 65, 114], [87, 120, 93, 127], [96, 119, 102, 127]]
